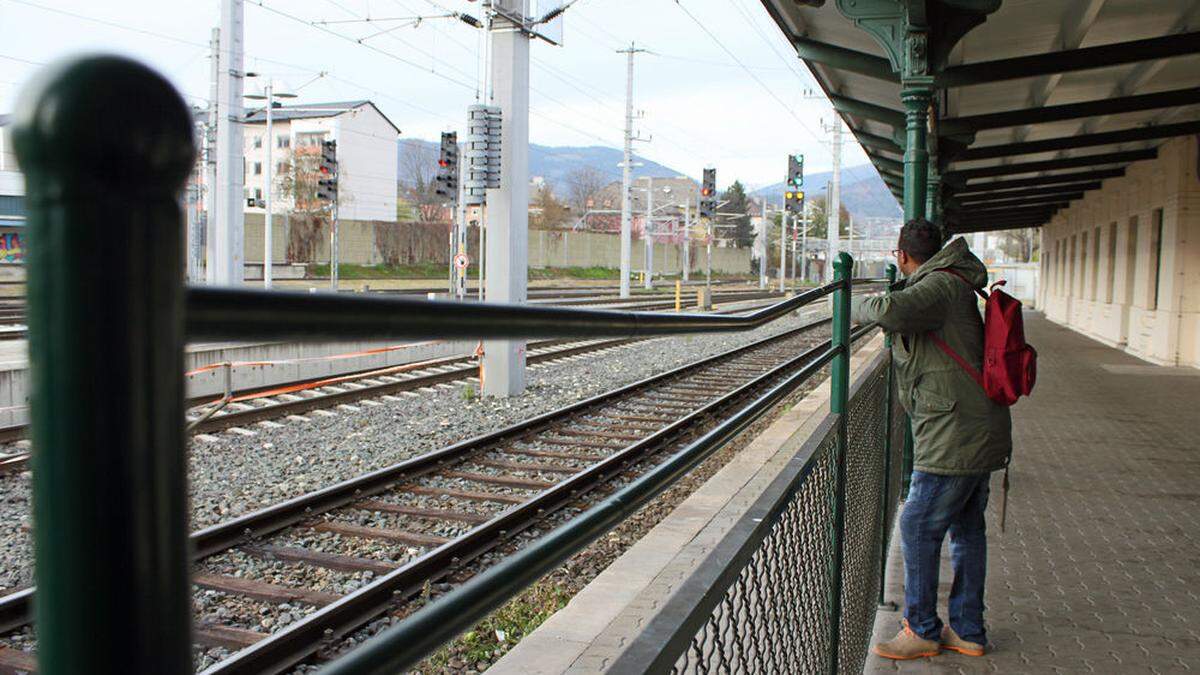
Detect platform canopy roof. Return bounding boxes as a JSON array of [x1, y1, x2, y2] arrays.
[[757, 0, 1200, 234]]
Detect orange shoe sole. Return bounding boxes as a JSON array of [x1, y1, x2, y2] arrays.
[[872, 646, 941, 660], [942, 644, 985, 657]]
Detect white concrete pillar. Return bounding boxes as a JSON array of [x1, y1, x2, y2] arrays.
[[211, 0, 245, 286], [482, 3, 529, 397]]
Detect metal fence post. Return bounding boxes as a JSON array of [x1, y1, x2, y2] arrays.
[[877, 263, 898, 609], [828, 251, 853, 675], [13, 56, 195, 674]]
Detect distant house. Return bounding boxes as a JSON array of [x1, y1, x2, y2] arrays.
[[0, 115, 25, 263], [243, 100, 401, 223], [591, 176, 699, 235]]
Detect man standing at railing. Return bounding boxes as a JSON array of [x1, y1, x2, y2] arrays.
[[852, 218, 1012, 660]]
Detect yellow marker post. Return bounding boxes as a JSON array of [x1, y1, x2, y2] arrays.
[[675, 279, 682, 312]]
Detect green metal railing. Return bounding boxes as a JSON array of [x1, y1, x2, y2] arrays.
[[606, 270, 907, 675], [11, 55, 909, 675]]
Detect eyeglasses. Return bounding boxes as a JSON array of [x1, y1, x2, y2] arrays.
[[890, 249, 902, 258]]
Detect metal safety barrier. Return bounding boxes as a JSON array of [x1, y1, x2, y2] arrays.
[[608, 348, 906, 674], [10, 55, 907, 675]]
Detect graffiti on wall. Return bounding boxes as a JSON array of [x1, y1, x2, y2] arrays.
[[0, 233, 23, 263]]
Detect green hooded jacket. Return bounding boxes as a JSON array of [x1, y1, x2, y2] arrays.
[[851, 237, 1012, 475]]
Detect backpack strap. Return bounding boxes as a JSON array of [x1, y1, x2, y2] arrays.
[[925, 269, 986, 387], [927, 332, 984, 387]]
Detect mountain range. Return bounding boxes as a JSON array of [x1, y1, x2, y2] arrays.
[[749, 168, 901, 219], [399, 139, 900, 219]]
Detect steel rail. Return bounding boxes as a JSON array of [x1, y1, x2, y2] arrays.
[[0, 296, 795, 448], [0, 317, 832, 634], [204, 323, 875, 675], [185, 280, 844, 342], [320, 323, 877, 675]]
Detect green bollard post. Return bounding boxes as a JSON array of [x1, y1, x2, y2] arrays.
[[877, 263, 898, 610], [827, 251, 852, 674], [13, 56, 195, 674]]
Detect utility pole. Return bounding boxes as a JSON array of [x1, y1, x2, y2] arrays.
[[705, 221, 712, 292], [203, 27, 220, 284], [212, 0, 245, 286], [801, 198, 810, 283], [682, 196, 691, 283], [617, 44, 647, 299], [244, 81, 295, 288], [483, 0, 529, 397], [826, 117, 843, 282], [264, 84, 274, 288], [644, 177, 654, 290], [779, 209, 786, 293], [757, 207, 767, 290]]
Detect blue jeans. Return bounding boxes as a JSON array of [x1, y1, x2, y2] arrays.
[[900, 470, 990, 644]]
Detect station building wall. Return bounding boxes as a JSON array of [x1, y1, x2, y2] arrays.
[[1038, 136, 1200, 368]]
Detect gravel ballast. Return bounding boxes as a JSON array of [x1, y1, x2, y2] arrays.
[[0, 306, 826, 596]]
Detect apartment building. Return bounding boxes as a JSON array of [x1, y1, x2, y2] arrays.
[[243, 100, 400, 223]]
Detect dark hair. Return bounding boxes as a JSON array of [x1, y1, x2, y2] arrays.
[[898, 218, 942, 263]]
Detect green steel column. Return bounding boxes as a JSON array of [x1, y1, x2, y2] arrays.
[[901, 86, 932, 222], [877, 263, 898, 609], [12, 56, 194, 674], [828, 251, 853, 674]]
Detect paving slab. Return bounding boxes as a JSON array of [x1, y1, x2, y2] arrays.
[[866, 312, 1200, 674]]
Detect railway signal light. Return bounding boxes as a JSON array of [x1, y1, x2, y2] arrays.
[[699, 167, 716, 219], [316, 139, 338, 203], [434, 131, 459, 203], [785, 189, 805, 214], [787, 153, 804, 188]]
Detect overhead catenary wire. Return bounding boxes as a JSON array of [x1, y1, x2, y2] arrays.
[[247, 0, 478, 91], [670, 0, 898, 216]]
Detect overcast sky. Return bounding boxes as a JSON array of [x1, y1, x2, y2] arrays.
[[0, 0, 874, 188]]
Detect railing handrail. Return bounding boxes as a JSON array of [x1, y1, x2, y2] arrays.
[[184, 281, 852, 342], [319, 323, 879, 675]]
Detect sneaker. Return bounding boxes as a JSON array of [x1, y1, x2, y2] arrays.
[[872, 619, 941, 660], [940, 625, 986, 657]]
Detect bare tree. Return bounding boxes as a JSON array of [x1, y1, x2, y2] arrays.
[[564, 166, 607, 215], [398, 139, 443, 225], [398, 139, 438, 193], [530, 181, 572, 230], [276, 146, 332, 262], [998, 229, 1038, 262]]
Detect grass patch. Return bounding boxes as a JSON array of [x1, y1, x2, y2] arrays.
[[421, 579, 572, 671], [308, 262, 449, 279], [307, 262, 756, 283]]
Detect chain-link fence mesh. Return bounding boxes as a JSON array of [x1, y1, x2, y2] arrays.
[[665, 351, 906, 674], [838, 363, 890, 673], [672, 429, 839, 674]]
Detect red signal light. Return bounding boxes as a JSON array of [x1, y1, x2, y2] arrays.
[[438, 159, 450, 167]]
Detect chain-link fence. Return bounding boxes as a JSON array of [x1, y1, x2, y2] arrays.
[[616, 349, 906, 674]]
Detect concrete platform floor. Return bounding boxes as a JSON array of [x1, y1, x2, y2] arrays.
[[867, 313, 1200, 674]]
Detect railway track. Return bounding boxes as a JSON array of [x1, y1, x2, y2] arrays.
[[0, 318, 874, 674], [0, 294, 788, 456]]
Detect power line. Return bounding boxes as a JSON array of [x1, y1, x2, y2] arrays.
[[247, 0, 477, 91]]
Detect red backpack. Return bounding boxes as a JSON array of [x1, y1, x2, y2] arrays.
[[927, 269, 1037, 406]]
